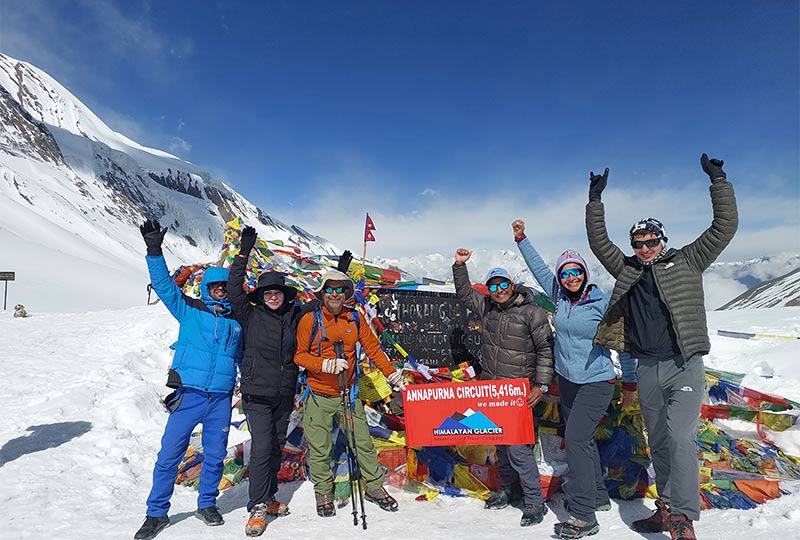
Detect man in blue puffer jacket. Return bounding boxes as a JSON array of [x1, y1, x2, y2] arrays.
[[134, 219, 243, 540]]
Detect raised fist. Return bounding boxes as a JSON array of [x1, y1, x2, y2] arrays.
[[512, 219, 526, 238], [589, 168, 609, 202], [454, 248, 472, 265], [700, 153, 726, 183]]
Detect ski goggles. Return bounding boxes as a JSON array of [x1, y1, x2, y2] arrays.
[[631, 238, 662, 249], [323, 286, 346, 294], [487, 281, 512, 293], [559, 268, 584, 280]]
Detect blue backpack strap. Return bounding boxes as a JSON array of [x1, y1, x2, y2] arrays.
[[298, 369, 312, 403], [299, 309, 327, 403], [308, 308, 327, 355]]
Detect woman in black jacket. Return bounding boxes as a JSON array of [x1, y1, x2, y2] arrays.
[[227, 227, 310, 537]]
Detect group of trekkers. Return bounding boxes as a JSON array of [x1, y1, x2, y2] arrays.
[[133, 153, 738, 540]]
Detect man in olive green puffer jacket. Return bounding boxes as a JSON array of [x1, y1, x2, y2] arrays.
[[584, 154, 738, 540]]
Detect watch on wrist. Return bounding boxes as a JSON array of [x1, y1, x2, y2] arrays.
[[538, 384, 549, 394]]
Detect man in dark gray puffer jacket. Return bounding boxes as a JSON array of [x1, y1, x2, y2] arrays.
[[585, 154, 738, 540], [452, 248, 554, 528]]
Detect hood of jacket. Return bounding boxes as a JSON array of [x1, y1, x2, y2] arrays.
[[200, 266, 233, 314]]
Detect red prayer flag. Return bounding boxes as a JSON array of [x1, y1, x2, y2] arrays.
[[364, 213, 376, 242]]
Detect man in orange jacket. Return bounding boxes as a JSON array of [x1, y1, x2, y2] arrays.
[[294, 270, 406, 518]]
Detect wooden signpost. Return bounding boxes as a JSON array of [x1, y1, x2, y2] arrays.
[[0, 272, 15, 311]]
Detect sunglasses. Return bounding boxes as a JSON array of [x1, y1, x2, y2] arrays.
[[487, 281, 512, 293], [631, 238, 662, 249], [208, 282, 227, 290], [323, 286, 346, 294], [559, 268, 584, 280]]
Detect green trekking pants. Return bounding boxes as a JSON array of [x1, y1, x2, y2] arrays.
[[304, 393, 384, 494]]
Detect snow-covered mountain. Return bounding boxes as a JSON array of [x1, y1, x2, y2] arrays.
[[719, 266, 800, 310], [0, 52, 337, 312], [1, 51, 797, 314]]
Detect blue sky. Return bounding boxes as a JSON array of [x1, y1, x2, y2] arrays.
[[1, 1, 798, 261]]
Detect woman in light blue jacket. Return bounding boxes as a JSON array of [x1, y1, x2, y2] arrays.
[[512, 219, 636, 540]]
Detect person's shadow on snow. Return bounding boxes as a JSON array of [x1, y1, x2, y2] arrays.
[[0, 421, 92, 467], [168, 478, 305, 526]]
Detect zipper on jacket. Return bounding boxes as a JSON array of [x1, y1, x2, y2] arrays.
[[205, 310, 221, 392], [650, 266, 685, 359]]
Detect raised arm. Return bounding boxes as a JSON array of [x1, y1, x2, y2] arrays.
[[681, 154, 739, 272], [512, 219, 559, 301], [585, 168, 626, 278], [452, 248, 486, 316], [227, 226, 256, 323], [141, 219, 187, 321]]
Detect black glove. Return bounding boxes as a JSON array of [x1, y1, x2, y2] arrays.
[[701, 153, 726, 183], [589, 168, 609, 202], [240, 226, 257, 255], [140, 219, 167, 256], [337, 249, 353, 273]]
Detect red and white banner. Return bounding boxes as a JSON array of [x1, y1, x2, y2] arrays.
[[403, 378, 534, 447]]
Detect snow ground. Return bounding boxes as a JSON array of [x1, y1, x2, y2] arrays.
[[1, 306, 799, 540]]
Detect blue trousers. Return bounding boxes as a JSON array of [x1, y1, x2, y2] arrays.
[[146, 388, 232, 517]]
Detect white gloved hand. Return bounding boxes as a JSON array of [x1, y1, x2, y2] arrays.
[[322, 358, 348, 375], [386, 369, 407, 390]]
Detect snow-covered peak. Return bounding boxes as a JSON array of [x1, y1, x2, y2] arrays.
[[0, 52, 180, 165]]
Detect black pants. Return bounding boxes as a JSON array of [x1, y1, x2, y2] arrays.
[[242, 394, 294, 512], [559, 378, 615, 523]]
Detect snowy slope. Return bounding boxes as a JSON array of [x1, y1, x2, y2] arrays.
[[1, 307, 799, 540], [0, 52, 337, 312], [719, 266, 800, 309]]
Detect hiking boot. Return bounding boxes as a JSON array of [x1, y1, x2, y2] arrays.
[[553, 516, 600, 539], [315, 491, 336, 518], [134, 516, 169, 540], [195, 506, 224, 526], [669, 513, 697, 540], [631, 499, 670, 533], [520, 504, 547, 527], [245, 503, 268, 537], [364, 486, 399, 512], [484, 489, 523, 510], [265, 495, 290, 517]]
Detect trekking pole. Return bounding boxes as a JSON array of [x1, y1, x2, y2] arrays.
[[335, 341, 368, 530]]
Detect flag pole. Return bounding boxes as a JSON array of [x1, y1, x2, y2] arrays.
[[362, 212, 369, 269], [361, 240, 367, 269]]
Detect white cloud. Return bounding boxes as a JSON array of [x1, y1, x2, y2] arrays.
[[277, 183, 800, 267], [418, 188, 438, 197], [168, 137, 192, 154]]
